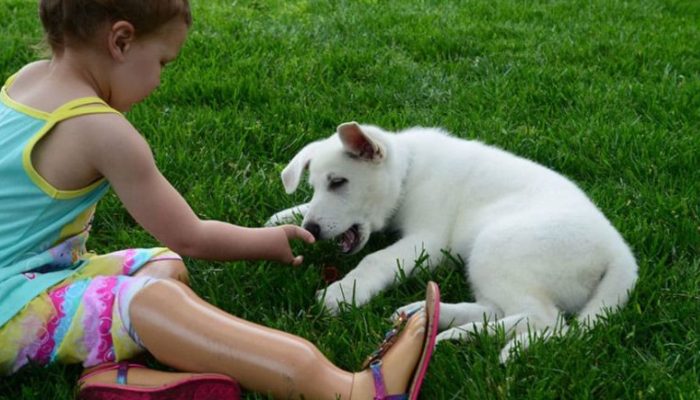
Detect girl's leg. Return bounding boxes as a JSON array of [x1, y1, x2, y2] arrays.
[[129, 279, 427, 400], [135, 258, 190, 285]]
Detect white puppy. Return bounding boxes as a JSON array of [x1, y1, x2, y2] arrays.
[[267, 122, 637, 361]]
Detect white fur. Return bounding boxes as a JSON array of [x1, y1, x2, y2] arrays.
[[267, 122, 638, 362]]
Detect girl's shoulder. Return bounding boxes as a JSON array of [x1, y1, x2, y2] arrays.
[[7, 60, 104, 114], [32, 101, 144, 193], [20, 59, 51, 73], [6, 60, 50, 87]]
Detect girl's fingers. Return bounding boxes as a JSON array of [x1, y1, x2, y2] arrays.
[[282, 225, 315, 244], [297, 227, 315, 244], [291, 255, 304, 266]]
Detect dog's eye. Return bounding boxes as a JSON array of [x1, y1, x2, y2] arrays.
[[329, 177, 348, 190]]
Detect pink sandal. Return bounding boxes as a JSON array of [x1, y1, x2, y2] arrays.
[[364, 281, 441, 400], [77, 362, 241, 400]]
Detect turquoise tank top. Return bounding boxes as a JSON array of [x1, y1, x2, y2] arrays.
[[0, 73, 122, 327]]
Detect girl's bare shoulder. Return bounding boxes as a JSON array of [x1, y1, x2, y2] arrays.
[[8, 60, 99, 113]]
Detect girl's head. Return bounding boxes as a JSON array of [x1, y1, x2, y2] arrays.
[[38, 0, 192, 111], [40, 0, 192, 54]]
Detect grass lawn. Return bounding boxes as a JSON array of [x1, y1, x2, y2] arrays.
[[1, 0, 698, 399]]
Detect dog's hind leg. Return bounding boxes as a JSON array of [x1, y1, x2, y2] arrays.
[[435, 313, 529, 343], [498, 322, 569, 363], [436, 297, 567, 362], [394, 301, 500, 330], [438, 302, 502, 329]]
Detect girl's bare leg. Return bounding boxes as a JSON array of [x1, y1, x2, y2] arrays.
[[134, 258, 190, 285], [128, 279, 427, 399]]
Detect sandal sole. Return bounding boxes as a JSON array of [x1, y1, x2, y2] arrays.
[[78, 375, 241, 400], [407, 281, 440, 400]]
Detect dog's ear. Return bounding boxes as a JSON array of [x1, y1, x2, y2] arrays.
[[337, 122, 385, 162], [281, 142, 319, 194]]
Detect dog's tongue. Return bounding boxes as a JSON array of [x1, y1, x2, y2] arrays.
[[340, 228, 357, 253]]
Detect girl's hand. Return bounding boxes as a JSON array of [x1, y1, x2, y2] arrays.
[[279, 225, 315, 266]]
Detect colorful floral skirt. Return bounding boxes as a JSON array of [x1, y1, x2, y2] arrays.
[[0, 247, 180, 375]]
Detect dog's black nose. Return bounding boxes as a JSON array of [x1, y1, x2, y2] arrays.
[[304, 222, 321, 240]]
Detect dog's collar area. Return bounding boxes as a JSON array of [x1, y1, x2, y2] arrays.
[[392, 147, 414, 220]]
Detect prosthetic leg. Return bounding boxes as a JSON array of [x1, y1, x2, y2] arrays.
[[127, 279, 432, 399]]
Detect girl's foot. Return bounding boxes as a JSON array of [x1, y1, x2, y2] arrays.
[[351, 311, 428, 399], [351, 281, 440, 400]]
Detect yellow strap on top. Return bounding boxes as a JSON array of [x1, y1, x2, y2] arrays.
[[4, 73, 17, 88], [3, 69, 124, 198], [21, 98, 122, 199], [49, 96, 122, 122], [2, 72, 121, 121]]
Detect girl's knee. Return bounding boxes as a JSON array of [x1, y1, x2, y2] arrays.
[[136, 259, 190, 285], [287, 339, 327, 382]]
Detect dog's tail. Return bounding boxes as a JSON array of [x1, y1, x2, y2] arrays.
[[577, 245, 638, 327]]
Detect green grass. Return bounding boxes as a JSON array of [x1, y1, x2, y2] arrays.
[[1, 0, 698, 398]]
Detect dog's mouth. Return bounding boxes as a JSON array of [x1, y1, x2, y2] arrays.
[[338, 224, 361, 254]]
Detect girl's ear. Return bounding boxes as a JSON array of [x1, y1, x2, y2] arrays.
[[108, 21, 136, 61]]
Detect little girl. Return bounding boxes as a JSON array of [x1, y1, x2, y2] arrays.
[[0, 1, 439, 399]]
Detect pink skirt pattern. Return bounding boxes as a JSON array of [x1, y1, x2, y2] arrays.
[[0, 247, 180, 375]]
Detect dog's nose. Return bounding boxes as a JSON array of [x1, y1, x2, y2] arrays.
[[304, 222, 321, 240]]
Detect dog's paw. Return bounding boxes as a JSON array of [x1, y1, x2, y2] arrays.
[[391, 301, 426, 322], [317, 281, 354, 315], [498, 336, 528, 364], [499, 344, 519, 364], [436, 327, 470, 343], [264, 210, 295, 227], [316, 278, 371, 315], [316, 288, 346, 316], [265, 204, 309, 227]]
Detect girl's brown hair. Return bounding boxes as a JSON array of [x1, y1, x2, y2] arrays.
[[39, 0, 192, 53]]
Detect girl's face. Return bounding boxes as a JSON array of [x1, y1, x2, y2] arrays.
[[110, 19, 188, 111]]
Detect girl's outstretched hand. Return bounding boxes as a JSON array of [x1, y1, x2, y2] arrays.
[[279, 225, 315, 266]]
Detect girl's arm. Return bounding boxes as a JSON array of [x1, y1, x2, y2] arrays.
[[86, 114, 314, 264]]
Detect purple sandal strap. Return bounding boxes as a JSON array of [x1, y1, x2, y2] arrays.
[[116, 362, 129, 385], [79, 362, 135, 383], [370, 360, 407, 400]]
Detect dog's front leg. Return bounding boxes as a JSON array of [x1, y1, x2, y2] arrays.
[[264, 203, 310, 227], [318, 235, 442, 314]]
